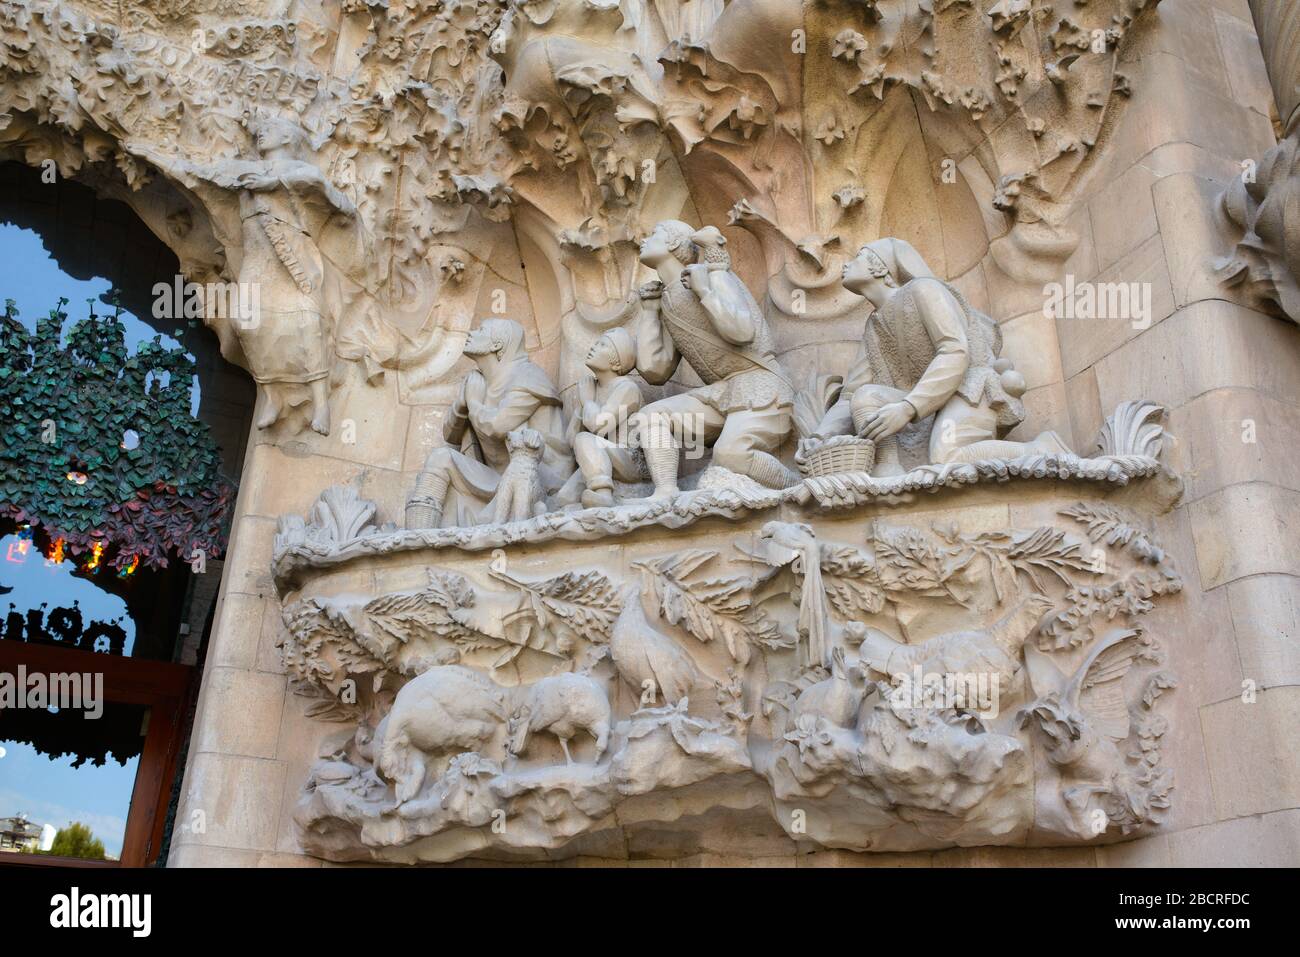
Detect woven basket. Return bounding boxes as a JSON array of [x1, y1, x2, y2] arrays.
[[795, 435, 876, 477]]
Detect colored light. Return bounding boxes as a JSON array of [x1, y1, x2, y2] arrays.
[[85, 541, 105, 573], [46, 538, 65, 564], [66, 470, 88, 485]]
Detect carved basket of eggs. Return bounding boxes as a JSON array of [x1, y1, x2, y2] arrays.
[[794, 434, 876, 477]]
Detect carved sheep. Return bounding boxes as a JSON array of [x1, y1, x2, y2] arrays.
[[507, 673, 611, 766], [377, 666, 507, 804]]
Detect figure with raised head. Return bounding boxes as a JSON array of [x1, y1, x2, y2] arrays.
[[560, 327, 647, 508], [633, 221, 795, 497], [816, 238, 1069, 476], [407, 318, 574, 528]]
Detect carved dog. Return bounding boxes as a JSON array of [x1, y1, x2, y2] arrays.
[[506, 673, 611, 766], [490, 427, 547, 524]]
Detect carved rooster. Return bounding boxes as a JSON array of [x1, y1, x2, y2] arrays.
[[856, 593, 1054, 700], [609, 586, 702, 707]]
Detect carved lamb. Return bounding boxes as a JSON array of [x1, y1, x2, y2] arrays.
[[377, 666, 508, 804], [507, 673, 612, 766]]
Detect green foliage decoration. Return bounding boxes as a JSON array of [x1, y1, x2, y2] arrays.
[[0, 296, 233, 570]]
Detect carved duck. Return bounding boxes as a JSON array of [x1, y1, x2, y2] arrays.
[[609, 587, 702, 707]]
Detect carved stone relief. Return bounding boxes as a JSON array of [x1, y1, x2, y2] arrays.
[[1, 0, 1167, 435], [0, 0, 1230, 866], [276, 396, 1183, 862]]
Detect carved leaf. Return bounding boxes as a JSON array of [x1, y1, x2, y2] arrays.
[[818, 544, 886, 616], [488, 568, 621, 642], [634, 550, 791, 661], [1060, 502, 1166, 564], [872, 526, 967, 602]]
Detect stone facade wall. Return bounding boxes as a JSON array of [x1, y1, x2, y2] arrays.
[[174, 0, 1300, 867], [1, 0, 1295, 866]]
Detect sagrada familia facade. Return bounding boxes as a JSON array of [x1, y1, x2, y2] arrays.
[[1, 0, 1297, 866]]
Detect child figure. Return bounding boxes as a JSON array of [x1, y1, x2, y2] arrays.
[[565, 328, 646, 508]]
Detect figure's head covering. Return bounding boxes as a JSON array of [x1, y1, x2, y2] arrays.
[[855, 244, 894, 281], [477, 316, 527, 364], [471, 317, 560, 408], [857, 237, 937, 286], [601, 327, 636, 374]]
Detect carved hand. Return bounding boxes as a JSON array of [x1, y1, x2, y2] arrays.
[[860, 401, 914, 442], [683, 263, 711, 296], [465, 370, 487, 405], [638, 280, 664, 301]]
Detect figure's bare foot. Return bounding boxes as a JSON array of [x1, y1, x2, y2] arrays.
[[255, 390, 281, 430], [642, 485, 680, 501], [310, 403, 331, 436]]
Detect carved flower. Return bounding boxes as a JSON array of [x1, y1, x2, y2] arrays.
[[814, 116, 844, 146], [831, 30, 868, 63], [833, 185, 865, 209], [784, 714, 832, 756]]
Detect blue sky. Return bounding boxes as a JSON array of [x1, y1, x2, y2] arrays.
[[0, 222, 176, 858]]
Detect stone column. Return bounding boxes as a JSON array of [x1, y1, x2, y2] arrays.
[[1248, 0, 1300, 125]]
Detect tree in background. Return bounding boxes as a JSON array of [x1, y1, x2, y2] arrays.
[[46, 821, 106, 860]]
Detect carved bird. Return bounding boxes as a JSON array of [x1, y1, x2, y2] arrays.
[[756, 521, 832, 669], [609, 586, 702, 707], [1019, 628, 1155, 814], [856, 593, 1054, 700]]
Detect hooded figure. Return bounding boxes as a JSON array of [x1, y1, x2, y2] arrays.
[[407, 318, 574, 528], [814, 238, 1069, 475]]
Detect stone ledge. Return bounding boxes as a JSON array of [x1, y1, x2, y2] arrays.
[[271, 453, 1171, 593]]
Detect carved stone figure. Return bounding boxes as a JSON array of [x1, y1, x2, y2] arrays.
[[634, 220, 796, 497], [1021, 628, 1170, 838], [407, 319, 575, 528], [791, 646, 871, 731], [1217, 120, 1300, 323], [858, 594, 1056, 705], [377, 665, 508, 804], [138, 109, 359, 435], [490, 427, 548, 524], [507, 673, 612, 766], [559, 328, 646, 508], [609, 586, 702, 706], [813, 239, 1070, 476]]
